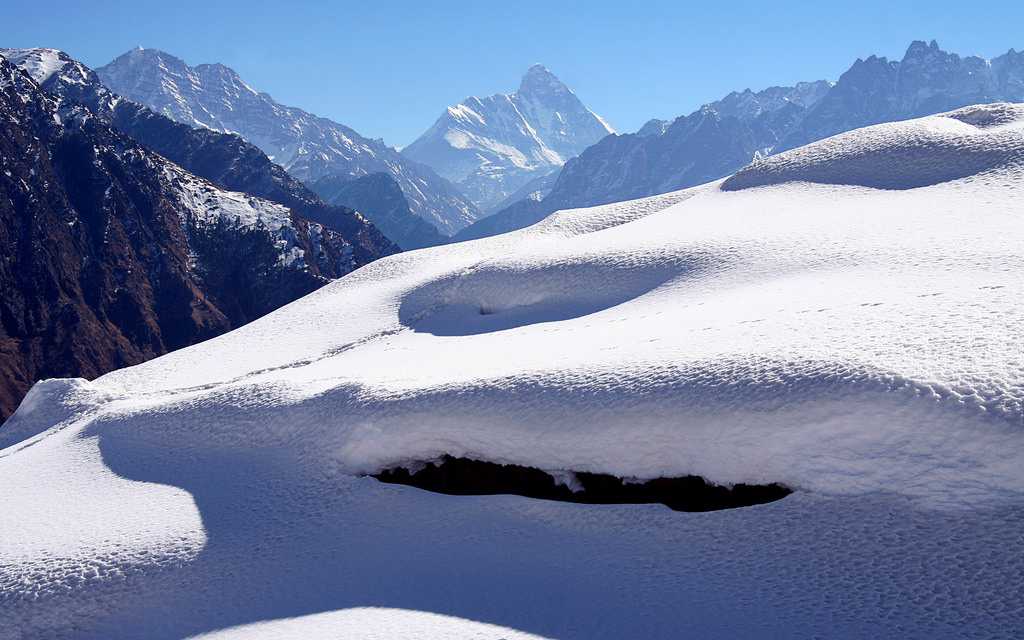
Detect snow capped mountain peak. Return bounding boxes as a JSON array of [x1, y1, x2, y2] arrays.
[[0, 47, 72, 84], [518, 63, 570, 97], [403, 64, 613, 212], [97, 48, 480, 235]]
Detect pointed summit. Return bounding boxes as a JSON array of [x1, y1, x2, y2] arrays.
[[518, 63, 570, 98], [404, 64, 612, 213], [903, 39, 944, 61]]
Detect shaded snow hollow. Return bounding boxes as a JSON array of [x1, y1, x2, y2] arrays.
[[2, 103, 1024, 639]]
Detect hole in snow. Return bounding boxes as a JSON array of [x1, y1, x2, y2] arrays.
[[371, 455, 791, 512]]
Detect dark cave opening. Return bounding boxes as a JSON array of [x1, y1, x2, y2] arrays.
[[372, 455, 791, 512]]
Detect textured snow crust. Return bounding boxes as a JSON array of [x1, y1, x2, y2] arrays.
[[724, 103, 1024, 190], [2, 105, 1024, 639]]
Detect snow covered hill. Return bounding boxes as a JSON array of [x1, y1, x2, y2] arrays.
[[3, 104, 1024, 639], [96, 48, 479, 235], [403, 65, 613, 213]]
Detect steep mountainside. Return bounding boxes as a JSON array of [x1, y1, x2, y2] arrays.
[[0, 53, 382, 420], [311, 173, 446, 249], [403, 65, 612, 212], [96, 48, 479, 234], [471, 40, 1024, 241], [2, 48, 395, 263]]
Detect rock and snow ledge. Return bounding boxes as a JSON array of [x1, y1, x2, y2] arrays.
[[2, 104, 1024, 639]]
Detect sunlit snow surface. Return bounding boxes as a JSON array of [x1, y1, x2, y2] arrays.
[[2, 104, 1024, 639]]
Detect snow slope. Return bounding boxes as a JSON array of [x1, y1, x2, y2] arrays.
[[2, 104, 1024, 639]]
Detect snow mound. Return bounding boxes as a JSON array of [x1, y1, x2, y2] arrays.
[[3, 105, 1024, 638], [723, 103, 1024, 191], [189, 607, 548, 639]]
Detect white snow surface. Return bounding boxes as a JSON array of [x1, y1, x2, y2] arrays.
[[0, 48, 69, 84], [189, 608, 547, 640], [2, 104, 1024, 639]]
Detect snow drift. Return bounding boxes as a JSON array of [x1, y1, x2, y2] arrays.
[[724, 103, 1024, 190], [2, 104, 1024, 639]]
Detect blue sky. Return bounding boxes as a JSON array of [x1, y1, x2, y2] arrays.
[[3, 1, 1024, 147]]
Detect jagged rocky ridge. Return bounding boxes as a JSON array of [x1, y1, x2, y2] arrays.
[[465, 40, 1024, 241], [403, 64, 613, 213], [0, 51, 391, 420], [1, 48, 395, 261], [96, 48, 479, 235]]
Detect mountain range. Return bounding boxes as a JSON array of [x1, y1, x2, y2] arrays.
[[3, 39, 1024, 417], [0, 48, 395, 419], [458, 40, 1024, 241], [96, 48, 478, 237], [402, 64, 613, 213]]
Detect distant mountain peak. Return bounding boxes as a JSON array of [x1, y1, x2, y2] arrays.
[[518, 63, 569, 96], [404, 64, 612, 213], [905, 39, 942, 56], [902, 39, 954, 64], [118, 46, 182, 65], [97, 48, 480, 235]]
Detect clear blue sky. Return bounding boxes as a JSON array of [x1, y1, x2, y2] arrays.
[[3, 1, 1023, 147]]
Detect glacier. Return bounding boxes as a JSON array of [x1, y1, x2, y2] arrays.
[[2, 104, 1023, 639]]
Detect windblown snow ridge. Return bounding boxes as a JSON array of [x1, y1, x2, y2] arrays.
[[722, 103, 1024, 191]]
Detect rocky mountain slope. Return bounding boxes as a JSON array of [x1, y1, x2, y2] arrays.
[[96, 48, 479, 235], [0, 51, 391, 420], [470, 40, 1024, 240], [311, 173, 446, 249], [403, 64, 613, 213], [2, 48, 395, 261]]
